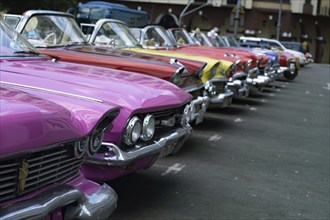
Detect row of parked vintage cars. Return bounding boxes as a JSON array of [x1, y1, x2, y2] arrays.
[[0, 10, 310, 219]]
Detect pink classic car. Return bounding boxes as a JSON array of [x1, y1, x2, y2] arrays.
[[0, 17, 193, 187], [0, 83, 120, 218], [4, 10, 209, 125]]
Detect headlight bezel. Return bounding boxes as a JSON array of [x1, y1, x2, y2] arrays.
[[74, 137, 89, 158], [124, 116, 142, 145], [88, 129, 105, 156], [86, 108, 119, 156], [141, 114, 156, 141]]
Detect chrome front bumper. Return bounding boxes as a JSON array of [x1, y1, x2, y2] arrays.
[[208, 90, 233, 108], [226, 80, 250, 98], [246, 75, 272, 88], [0, 184, 117, 220], [206, 78, 233, 108], [226, 72, 250, 98], [265, 66, 284, 81], [86, 125, 193, 166]]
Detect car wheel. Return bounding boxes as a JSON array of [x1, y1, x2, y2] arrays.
[[284, 63, 298, 80]]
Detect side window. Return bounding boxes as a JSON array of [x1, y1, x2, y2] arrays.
[[3, 16, 21, 28], [268, 41, 281, 49]]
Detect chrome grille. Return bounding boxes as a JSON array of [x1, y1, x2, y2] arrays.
[[0, 145, 83, 203], [213, 81, 226, 94], [152, 106, 183, 132]]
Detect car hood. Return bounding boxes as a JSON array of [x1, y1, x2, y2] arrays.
[[126, 47, 221, 75], [40, 46, 182, 81], [181, 45, 263, 68], [1, 59, 192, 111], [129, 47, 233, 80], [0, 85, 118, 156], [283, 48, 305, 60]]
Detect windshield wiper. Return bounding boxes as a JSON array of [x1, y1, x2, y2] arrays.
[[14, 50, 41, 55]]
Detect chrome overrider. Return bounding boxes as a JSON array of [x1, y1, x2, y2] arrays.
[[184, 83, 210, 125], [0, 184, 117, 220], [87, 125, 193, 166]]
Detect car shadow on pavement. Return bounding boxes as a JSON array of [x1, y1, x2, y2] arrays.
[[108, 172, 179, 218]]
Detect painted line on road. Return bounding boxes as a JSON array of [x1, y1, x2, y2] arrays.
[[161, 163, 186, 176], [209, 134, 222, 141], [234, 118, 243, 123], [323, 83, 330, 90]]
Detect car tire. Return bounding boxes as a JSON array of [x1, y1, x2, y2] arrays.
[[284, 63, 298, 80]]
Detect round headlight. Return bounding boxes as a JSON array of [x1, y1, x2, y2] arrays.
[[74, 137, 89, 158], [141, 115, 155, 141], [124, 116, 142, 145], [88, 130, 104, 156]]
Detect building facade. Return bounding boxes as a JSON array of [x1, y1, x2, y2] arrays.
[[109, 0, 329, 63]]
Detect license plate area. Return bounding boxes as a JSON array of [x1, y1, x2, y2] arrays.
[[158, 141, 178, 158]]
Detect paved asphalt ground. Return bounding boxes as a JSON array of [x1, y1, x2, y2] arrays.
[[108, 64, 330, 220]]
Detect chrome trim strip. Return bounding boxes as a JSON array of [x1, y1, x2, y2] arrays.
[[0, 81, 103, 103]]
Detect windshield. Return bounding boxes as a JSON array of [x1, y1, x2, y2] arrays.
[[225, 36, 241, 47], [212, 36, 227, 47], [169, 29, 195, 46], [191, 32, 213, 47], [0, 19, 42, 58], [200, 32, 214, 46], [21, 15, 87, 47], [142, 27, 175, 48], [92, 21, 139, 48]]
